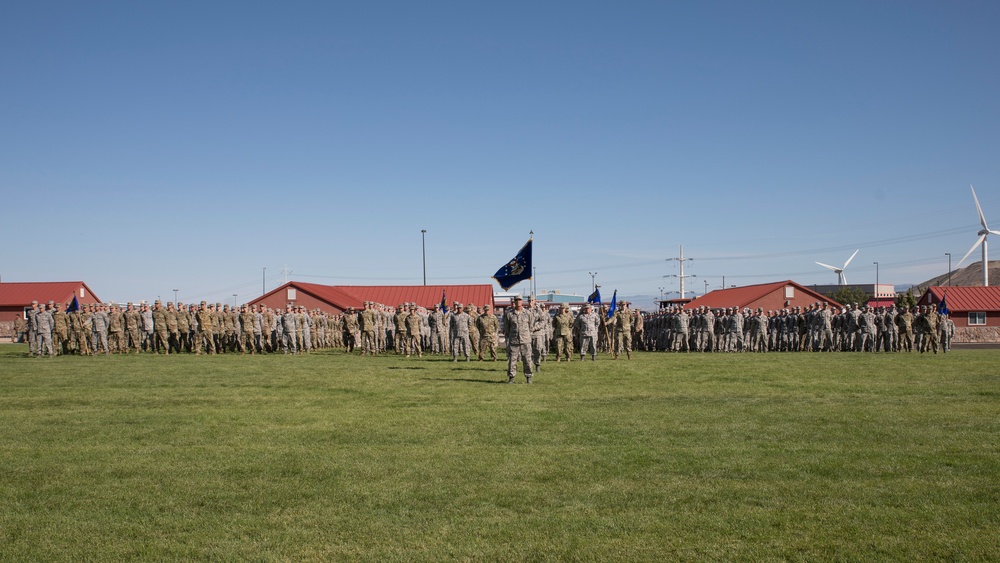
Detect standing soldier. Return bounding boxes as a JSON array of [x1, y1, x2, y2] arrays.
[[613, 301, 634, 359], [939, 312, 954, 353], [92, 304, 111, 355], [239, 305, 255, 355], [195, 301, 216, 355], [632, 307, 645, 351], [529, 298, 547, 369], [551, 303, 574, 362], [35, 302, 55, 357], [502, 295, 534, 383], [895, 306, 915, 352], [341, 307, 358, 353], [449, 302, 471, 362], [108, 304, 125, 354], [176, 303, 191, 353], [574, 302, 600, 361], [151, 301, 169, 354], [405, 304, 423, 358], [165, 302, 180, 354], [394, 304, 409, 355], [280, 304, 297, 354], [359, 302, 378, 356], [51, 301, 70, 355], [140, 303, 154, 352], [477, 304, 499, 361], [26, 300, 39, 356], [467, 304, 480, 359]]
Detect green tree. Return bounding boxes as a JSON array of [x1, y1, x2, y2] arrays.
[[829, 286, 870, 307], [897, 288, 917, 309]]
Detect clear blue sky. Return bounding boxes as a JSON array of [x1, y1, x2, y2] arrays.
[[3, 1, 999, 305]]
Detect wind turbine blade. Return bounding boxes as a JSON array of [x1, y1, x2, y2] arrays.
[[956, 234, 987, 268], [842, 249, 860, 269], [841, 272, 848, 285], [815, 262, 839, 272], [990, 230, 1000, 237], [972, 184, 989, 231]]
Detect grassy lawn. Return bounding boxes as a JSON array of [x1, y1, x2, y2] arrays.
[[0, 344, 997, 561]]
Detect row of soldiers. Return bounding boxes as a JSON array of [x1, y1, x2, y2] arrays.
[[17, 296, 646, 363], [639, 303, 954, 353]]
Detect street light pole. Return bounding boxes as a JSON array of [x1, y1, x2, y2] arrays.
[[263, 267, 266, 295], [945, 252, 952, 286], [173, 289, 178, 307], [421, 230, 427, 286], [873, 262, 879, 304], [233, 294, 238, 307], [589, 272, 597, 293]]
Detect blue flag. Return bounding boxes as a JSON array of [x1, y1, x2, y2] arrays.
[[66, 296, 80, 313], [440, 290, 448, 313], [587, 288, 601, 304], [492, 238, 532, 291], [606, 290, 617, 319], [938, 292, 949, 316]]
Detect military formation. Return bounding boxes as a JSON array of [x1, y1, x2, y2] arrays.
[[15, 297, 953, 366], [639, 303, 954, 354]]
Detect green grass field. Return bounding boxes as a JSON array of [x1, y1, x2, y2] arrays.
[[0, 344, 997, 561]]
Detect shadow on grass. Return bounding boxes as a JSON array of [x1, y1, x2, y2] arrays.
[[420, 377, 508, 384]]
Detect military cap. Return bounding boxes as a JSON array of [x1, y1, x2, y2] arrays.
[[31, 300, 38, 305], [47, 300, 54, 305], [560, 303, 569, 309], [512, 295, 522, 302]]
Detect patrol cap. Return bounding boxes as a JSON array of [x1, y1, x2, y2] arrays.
[[560, 303, 569, 309], [512, 295, 522, 302], [48, 300, 55, 305]]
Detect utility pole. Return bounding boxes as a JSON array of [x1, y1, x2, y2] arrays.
[[421, 229, 427, 286], [667, 244, 695, 299]]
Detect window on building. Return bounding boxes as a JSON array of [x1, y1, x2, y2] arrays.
[[287, 288, 296, 301], [969, 312, 986, 326], [784, 286, 794, 299], [80, 288, 85, 298]]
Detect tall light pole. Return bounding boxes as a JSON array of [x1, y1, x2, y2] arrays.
[[873, 262, 879, 304], [173, 289, 178, 307], [421, 229, 427, 286], [262, 267, 266, 295], [945, 252, 952, 286], [704, 280, 709, 295], [658, 286, 664, 301], [233, 294, 238, 307], [589, 272, 598, 293]]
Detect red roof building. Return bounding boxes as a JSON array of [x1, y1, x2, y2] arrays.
[[247, 282, 494, 314], [0, 281, 103, 332], [918, 286, 1000, 342], [682, 280, 842, 312]]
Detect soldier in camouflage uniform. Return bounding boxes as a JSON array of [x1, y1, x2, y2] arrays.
[[405, 304, 423, 358], [449, 302, 471, 362], [51, 301, 70, 355], [476, 304, 499, 361], [359, 301, 378, 355], [502, 295, 534, 383], [35, 302, 55, 357], [551, 303, 574, 361], [108, 304, 125, 353], [610, 301, 633, 359], [575, 303, 600, 360]]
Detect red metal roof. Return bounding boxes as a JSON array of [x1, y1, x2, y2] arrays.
[[921, 286, 1000, 311], [247, 282, 494, 312], [682, 280, 842, 310], [335, 284, 494, 309], [0, 281, 102, 306]]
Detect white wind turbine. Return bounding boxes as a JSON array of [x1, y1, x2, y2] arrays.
[[815, 249, 860, 286], [955, 184, 1000, 287]]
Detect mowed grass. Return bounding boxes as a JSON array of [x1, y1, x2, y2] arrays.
[[0, 344, 997, 561]]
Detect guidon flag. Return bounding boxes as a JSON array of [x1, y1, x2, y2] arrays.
[[492, 238, 532, 291]]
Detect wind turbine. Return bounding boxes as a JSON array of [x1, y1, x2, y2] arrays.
[[816, 249, 860, 286], [955, 184, 1000, 287]]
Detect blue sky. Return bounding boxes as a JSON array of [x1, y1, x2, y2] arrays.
[[2, 1, 999, 305]]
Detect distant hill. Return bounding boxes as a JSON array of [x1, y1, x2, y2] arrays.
[[911, 261, 1000, 294]]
